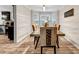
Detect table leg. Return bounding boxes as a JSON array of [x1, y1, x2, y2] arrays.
[[56, 35, 59, 48], [34, 37, 36, 44]]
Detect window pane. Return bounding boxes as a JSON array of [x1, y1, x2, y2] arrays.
[[32, 11, 58, 27], [32, 12, 39, 26]]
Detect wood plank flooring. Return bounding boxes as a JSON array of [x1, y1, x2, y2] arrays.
[[0, 35, 79, 54]]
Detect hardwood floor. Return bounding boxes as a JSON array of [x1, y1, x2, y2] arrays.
[[26, 37, 79, 54], [0, 35, 13, 44], [0, 35, 79, 54]]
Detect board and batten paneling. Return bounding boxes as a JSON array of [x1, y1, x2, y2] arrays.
[[16, 6, 32, 42], [59, 5, 79, 48]]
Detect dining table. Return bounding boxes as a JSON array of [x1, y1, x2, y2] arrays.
[[30, 27, 65, 49]]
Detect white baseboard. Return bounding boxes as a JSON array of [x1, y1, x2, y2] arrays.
[[14, 31, 32, 47], [64, 36, 79, 49], [16, 34, 28, 43], [16, 31, 32, 43]]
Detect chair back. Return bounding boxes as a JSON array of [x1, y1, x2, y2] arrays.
[[32, 24, 35, 31], [58, 25, 60, 30], [39, 27, 57, 46], [55, 24, 60, 31]]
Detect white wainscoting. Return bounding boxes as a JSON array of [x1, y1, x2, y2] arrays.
[[59, 5, 79, 48], [16, 6, 32, 42]]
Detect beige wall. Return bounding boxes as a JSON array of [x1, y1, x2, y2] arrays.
[[15, 5, 32, 42], [59, 5, 79, 48]]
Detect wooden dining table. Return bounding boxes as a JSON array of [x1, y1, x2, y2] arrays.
[[30, 29, 65, 49]]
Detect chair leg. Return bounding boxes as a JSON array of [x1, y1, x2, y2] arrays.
[[35, 37, 39, 49], [41, 46, 43, 54], [41, 46, 56, 54], [54, 46, 56, 54]]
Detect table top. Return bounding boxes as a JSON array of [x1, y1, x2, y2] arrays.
[[57, 31, 65, 36], [31, 30, 65, 37]]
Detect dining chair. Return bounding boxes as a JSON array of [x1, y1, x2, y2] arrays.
[[55, 24, 61, 48], [55, 24, 60, 31], [32, 24, 35, 31], [58, 25, 60, 31], [39, 27, 57, 54]]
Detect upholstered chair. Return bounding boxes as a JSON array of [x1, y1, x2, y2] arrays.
[[39, 27, 57, 54]]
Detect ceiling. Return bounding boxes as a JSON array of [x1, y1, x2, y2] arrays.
[[26, 5, 64, 12]]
